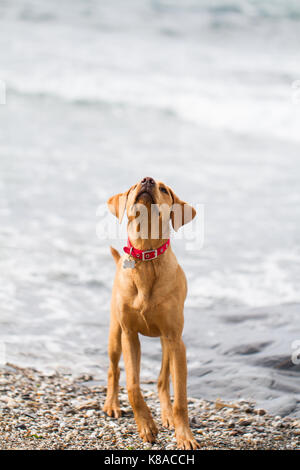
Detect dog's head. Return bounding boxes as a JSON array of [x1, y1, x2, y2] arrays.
[[107, 177, 196, 239]]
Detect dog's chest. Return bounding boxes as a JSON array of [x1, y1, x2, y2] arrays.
[[122, 261, 157, 296], [116, 254, 186, 336], [120, 268, 166, 332], [126, 291, 162, 337], [130, 274, 159, 311]]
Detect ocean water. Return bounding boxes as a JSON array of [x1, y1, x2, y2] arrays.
[[1, 0, 300, 417]]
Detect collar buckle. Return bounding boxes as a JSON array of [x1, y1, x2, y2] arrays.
[[142, 249, 157, 261]]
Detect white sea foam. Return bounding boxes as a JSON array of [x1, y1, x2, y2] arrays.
[[188, 251, 300, 309]]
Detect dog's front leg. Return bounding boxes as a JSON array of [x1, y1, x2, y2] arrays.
[[166, 337, 200, 450], [158, 337, 174, 429], [121, 330, 158, 443], [103, 316, 122, 418]]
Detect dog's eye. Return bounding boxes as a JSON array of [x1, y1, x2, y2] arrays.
[[160, 187, 168, 194]]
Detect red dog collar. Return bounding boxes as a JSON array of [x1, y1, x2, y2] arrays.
[[123, 239, 170, 261]]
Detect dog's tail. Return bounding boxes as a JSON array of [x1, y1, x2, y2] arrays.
[[110, 246, 121, 265]]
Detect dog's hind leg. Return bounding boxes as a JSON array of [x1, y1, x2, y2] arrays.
[[158, 337, 174, 429], [103, 316, 122, 418]]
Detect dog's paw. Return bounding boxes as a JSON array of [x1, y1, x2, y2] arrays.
[[138, 419, 158, 443], [176, 429, 200, 450], [103, 401, 122, 419], [161, 409, 174, 429]]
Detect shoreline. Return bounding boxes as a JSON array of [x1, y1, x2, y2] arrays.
[[0, 363, 299, 450]]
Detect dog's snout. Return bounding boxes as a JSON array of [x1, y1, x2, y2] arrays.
[[141, 177, 155, 186]]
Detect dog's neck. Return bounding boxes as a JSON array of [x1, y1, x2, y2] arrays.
[[127, 203, 170, 251]]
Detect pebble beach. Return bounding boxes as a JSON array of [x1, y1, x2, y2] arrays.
[[0, 364, 299, 450]]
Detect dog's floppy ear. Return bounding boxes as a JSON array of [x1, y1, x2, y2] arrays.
[[168, 188, 196, 231], [107, 186, 133, 223]]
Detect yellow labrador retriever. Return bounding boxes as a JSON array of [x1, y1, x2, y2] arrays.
[[103, 177, 199, 450]]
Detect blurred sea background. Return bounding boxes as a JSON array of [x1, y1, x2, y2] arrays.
[[1, 0, 300, 417]]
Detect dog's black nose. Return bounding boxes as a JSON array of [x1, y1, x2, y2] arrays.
[[141, 177, 155, 186]]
